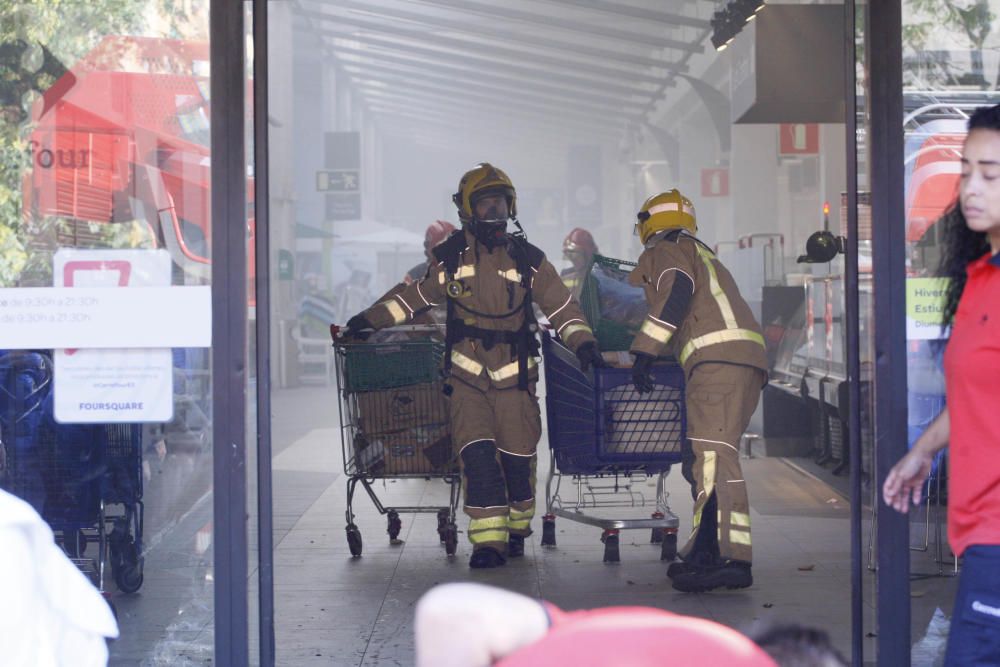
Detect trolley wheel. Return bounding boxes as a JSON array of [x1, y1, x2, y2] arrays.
[[660, 532, 678, 562], [602, 530, 620, 563], [443, 523, 458, 556], [437, 508, 450, 543], [346, 524, 363, 557], [113, 539, 144, 594], [650, 512, 665, 543], [387, 511, 402, 542], [63, 529, 86, 558], [540, 515, 557, 547], [115, 564, 144, 594]]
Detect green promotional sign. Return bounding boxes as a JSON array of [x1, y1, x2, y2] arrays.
[[905, 277, 948, 339]]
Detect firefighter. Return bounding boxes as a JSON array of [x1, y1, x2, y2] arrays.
[[628, 189, 767, 592], [560, 227, 599, 298], [345, 163, 604, 568]]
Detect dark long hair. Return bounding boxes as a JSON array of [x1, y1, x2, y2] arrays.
[[939, 105, 999, 325]]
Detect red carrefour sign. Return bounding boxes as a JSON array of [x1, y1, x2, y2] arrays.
[[701, 168, 729, 197], [780, 123, 820, 155]]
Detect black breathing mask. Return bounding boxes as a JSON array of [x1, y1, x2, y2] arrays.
[[469, 197, 509, 249]]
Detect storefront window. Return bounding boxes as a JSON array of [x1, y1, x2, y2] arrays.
[[900, 0, 1000, 661], [0, 2, 220, 662]]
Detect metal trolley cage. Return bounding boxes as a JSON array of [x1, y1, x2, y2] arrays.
[[0, 351, 145, 606], [541, 334, 685, 563], [331, 324, 460, 557]]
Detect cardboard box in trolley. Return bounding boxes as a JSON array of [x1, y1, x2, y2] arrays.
[[379, 425, 454, 475], [355, 381, 454, 474]]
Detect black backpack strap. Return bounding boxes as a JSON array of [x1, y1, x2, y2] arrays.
[[432, 230, 466, 274], [507, 236, 544, 389], [434, 231, 466, 383]]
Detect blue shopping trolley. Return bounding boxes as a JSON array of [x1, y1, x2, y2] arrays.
[[0, 351, 144, 598], [541, 333, 686, 563]]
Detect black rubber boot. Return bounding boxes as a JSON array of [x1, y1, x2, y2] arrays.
[[469, 547, 507, 569], [667, 551, 717, 579], [667, 560, 697, 578], [508, 534, 525, 558], [670, 560, 753, 592]]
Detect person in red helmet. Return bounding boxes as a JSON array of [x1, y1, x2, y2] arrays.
[[560, 227, 599, 298], [404, 220, 458, 286], [372, 221, 457, 330]]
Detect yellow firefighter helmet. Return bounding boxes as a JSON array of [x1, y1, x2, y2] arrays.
[[635, 189, 697, 243], [452, 162, 517, 224]]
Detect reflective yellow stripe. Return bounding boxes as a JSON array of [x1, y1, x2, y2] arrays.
[[640, 318, 673, 344], [439, 265, 475, 284], [497, 268, 522, 283], [563, 278, 579, 287], [470, 530, 508, 544], [382, 300, 407, 325], [731, 512, 751, 528], [730, 531, 752, 546], [691, 452, 717, 531], [470, 515, 509, 530], [679, 328, 765, 365], [452, 350, 484, 376], [509, 508, 534, 530], [487, 357, 537, 382], [696, 245, 737, 329], [702, 451, 717, 497], [561, 323, 593, 341]]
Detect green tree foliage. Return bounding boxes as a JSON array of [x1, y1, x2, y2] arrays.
[[0, 1, 147, 285], [907, 0, 996, 87]]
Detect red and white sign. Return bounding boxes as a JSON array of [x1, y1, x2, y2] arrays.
[[779, 123, 820, 155], [53, 249, 174, 423], [701, 168, 730, 197]]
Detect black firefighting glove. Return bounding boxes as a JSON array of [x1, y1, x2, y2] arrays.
[[631, 352, 656, 394], [575, 341, 607, 373], [344, 313, 374, 341]]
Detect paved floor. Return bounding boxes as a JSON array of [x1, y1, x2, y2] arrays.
[[106, 383, 959, 666]]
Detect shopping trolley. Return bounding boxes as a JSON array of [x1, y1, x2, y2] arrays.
[[540, 333, 685, 563], [330, 325, 460, 557], [0, 351, 145, 601]]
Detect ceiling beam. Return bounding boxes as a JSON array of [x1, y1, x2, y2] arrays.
[[368, 107, 620, 146], [369, 108, 618, 144], [534, 0, 709, 29], [361, 90, 623, 135], [317, 29, 662, 97], [346, 67, 642, 117], [299, 9, 673, 85], [352, 78, 637, 124], [298, 0, 697, 61], [408, 0, 693, 49], [341, 60, 649, 109]]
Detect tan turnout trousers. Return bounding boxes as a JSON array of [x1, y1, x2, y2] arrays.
[[679, 362, 765, 565], [450, 379, 542, 552]]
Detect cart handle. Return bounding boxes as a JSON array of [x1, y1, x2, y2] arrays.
[[329, 323, 444, 343]]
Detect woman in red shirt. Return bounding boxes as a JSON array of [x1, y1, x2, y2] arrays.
[[884, 104, 1000, 666]]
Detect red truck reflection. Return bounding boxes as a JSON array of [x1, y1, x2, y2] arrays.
[[21, 35, 256, 304]]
